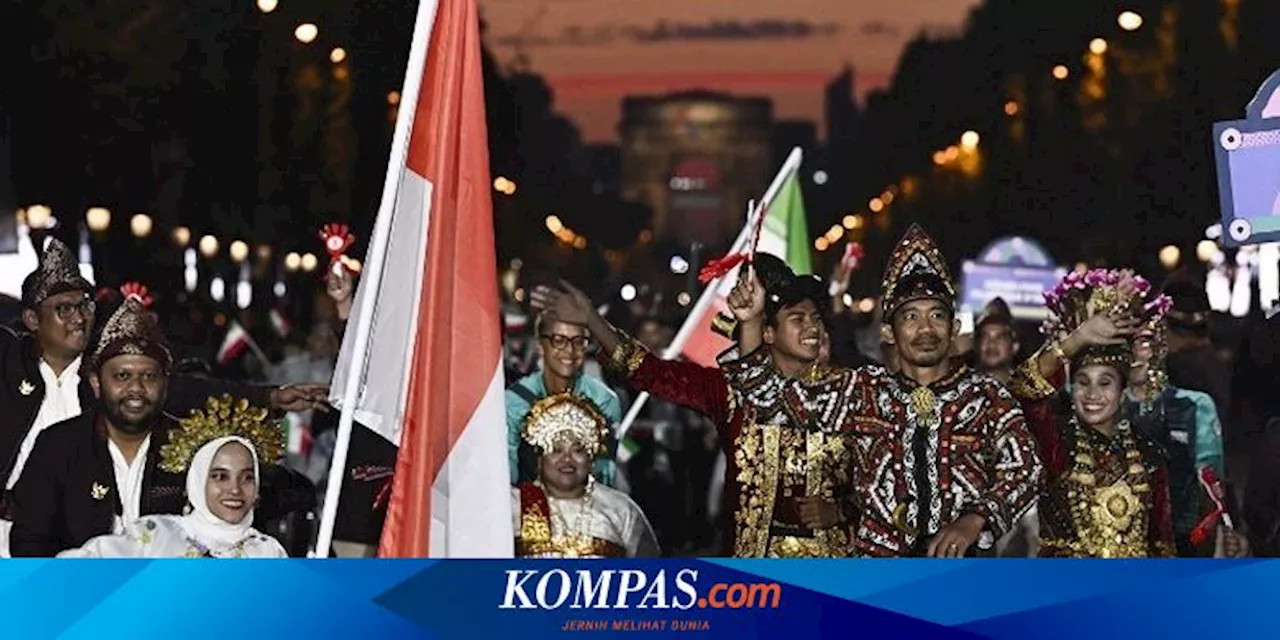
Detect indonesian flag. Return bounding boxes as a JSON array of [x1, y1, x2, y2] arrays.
[[676, 150, 810, 368], [269, 307, 292, 338], [613, 149, 809, 445], [324, 0, 511, 557], [217, 320, 251, 365]]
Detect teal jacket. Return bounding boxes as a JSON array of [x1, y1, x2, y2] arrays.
[[505, 370, 621, 486]]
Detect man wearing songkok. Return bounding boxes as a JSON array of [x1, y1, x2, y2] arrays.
[[725, 225, 1042, 558], [513, 393, 658, 558], [8, 299, 313, 556], [533, 253, 860, 558], [58, 395, 289, 558], [0, 239, 326, 555]]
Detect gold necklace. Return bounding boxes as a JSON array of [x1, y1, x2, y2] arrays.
[[1057, 418, 1152, 558]]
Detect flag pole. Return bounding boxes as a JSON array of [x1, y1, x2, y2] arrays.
[[613, 147, 804, 442], [313, 0, 441, 558]]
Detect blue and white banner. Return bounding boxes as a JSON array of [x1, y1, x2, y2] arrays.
[[3, 559, 1275, 638]]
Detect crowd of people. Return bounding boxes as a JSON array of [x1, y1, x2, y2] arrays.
[[509, 224, 1260, 559], [0, 220, 1272, 560]]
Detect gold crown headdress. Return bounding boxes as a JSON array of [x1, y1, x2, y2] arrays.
[[521, 393, 610, 458], [160, 394, 285, 474], [1042, 269, 1173, 370]]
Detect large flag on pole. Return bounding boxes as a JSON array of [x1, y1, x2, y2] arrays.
[[316, 0, 511, 558], [613, 148, 807, 446]]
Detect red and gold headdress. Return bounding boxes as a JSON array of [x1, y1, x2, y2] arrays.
[[521, 393, 610, 458], [880, 224, 956, 319], [1042, 269, 1173, 370]]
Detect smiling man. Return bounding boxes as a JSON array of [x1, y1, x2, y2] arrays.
[[8, 299, 314, 557], [0, 239, 327, 556], [723, 226, 1042, 558]]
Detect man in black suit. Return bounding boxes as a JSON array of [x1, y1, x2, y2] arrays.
[[0, 238, 326, 554], [8, 297, 314, 556]]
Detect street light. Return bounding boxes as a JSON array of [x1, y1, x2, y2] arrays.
[[1089, 38, 1109, 55], [256, 0, 278, 13], [285, 252, 302, 272], [295, 23, 318, 44], [1118, 11, 1143, 31], [130, 213, 153, 238], [86, 207, 111, 232], [1196, 240, 1219, 263], [199, 234, 219, 258], [26, 205, 51, 230], [869, 198, 884, 213], [301, 253, 319, 272], [545, 215, 563, 233], [229, 240, 250, 263], [960, 130, 980, 150], [814, 237, 829, 252], [1158, 245, 1181, 270], [1052, 65, 1070, 80], [330, 47, 347, 64], [173, 226, 191, 246], [387, 91, 401, 105], [1004, 101, 1019, 116]]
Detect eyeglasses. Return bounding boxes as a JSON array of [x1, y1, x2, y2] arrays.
[[540, 334, 590, 352], [45, 297, 95, 321]]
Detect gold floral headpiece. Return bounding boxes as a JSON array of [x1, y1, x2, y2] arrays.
[[1042, 269, 1173, 373], [160, 394, 285, 474], [521, 393, 610, 458]]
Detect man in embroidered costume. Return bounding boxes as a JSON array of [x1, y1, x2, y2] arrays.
[[532, 253, 860, 557], [1008, 268, 1179, 557], [732, 225, 1042, 557], [0, 239, 327, 555], [8, 299, 314, 556], [512, 393, 657, 558]]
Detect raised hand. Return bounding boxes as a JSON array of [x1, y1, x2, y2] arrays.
[[726, 267, 766, 323], [1074, 311, 1140, 347], [529, 280, 594, 326]]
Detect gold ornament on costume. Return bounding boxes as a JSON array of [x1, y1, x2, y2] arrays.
[[160, 394, 284, 474], [521, 393, 610, 457], [880, 224, 956, 318], [1050, 418, 1154, 558]]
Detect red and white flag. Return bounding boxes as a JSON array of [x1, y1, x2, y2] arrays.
[[320, 0, 511, 558], [269, 307, 292, 338], [217, 320, 251, 365]]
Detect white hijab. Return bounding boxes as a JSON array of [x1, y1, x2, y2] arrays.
[[183, 435, 259, 548]]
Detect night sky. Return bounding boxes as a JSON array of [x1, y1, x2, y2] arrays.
[[480, 0, 982, 141]]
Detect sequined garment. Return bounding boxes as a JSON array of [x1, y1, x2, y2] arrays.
[[1011, 364, 1176, 558], [805, 363, 1041, 557], [602, 337, 857, 558]]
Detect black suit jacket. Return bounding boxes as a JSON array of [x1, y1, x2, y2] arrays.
[[0, 328, 275, 488], [9, 410, 315, 557]]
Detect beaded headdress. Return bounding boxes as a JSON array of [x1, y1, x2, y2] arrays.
[[1042, 269, 1173, 370], [90, 297, 173, 373], [22, 237, 92, 308], [160, 394, 285, 474], [881, 224, 956, 319], [521, 393, 610, 458]]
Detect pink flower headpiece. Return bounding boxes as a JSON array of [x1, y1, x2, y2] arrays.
[[1041, 268, 1173, 337]]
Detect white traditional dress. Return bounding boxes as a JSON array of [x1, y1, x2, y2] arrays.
[[512, 481, 659, 558], [57, 436, 287, 558]]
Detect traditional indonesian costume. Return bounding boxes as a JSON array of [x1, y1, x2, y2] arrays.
[[511, 481, 658, 558]]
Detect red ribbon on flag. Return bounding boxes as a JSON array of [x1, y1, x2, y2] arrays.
[[697, 201, 767, 284]]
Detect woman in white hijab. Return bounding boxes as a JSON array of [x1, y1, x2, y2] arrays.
[[59, 396, 288, 558]]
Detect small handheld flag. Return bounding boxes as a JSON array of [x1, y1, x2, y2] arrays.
[[319, 223, 356, 268], [1189, 466, 1234, 545], [119, 281, 154, 308]]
